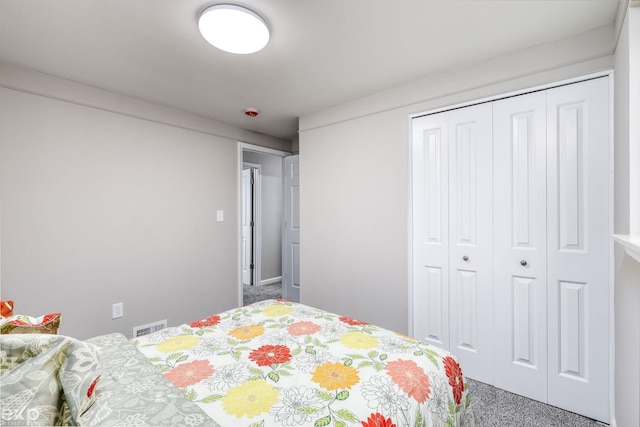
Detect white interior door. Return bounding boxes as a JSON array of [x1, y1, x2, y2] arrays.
[[412, 111, 450, 349], [283, 155, 300, 302], [447, 104, 494, 384], [493, 91, 548, 401], [546, 77, 610, 422], [241, 168, 253, 286], [412, 103, 494, 384]]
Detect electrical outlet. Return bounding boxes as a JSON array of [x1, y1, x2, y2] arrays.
[[112, 302, 123, 319], [217, 210, 224, 221]]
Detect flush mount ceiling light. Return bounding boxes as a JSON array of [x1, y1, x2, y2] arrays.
[[198, 4, 269, 54]]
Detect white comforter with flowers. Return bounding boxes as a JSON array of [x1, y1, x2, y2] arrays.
[[133, 299, 474, 427]]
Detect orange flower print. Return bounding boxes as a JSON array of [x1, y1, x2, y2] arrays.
[[229, 324, 265, 340], [287, 321, 321, 336], [188, 315, 221, 328], [311, 361, 360, 391], [340, 316, 368, 326], [443, 356, 464, 405], [164, 360, 214, 388], [385, 359, 431, 403], [361, 412, 397, 427], [249, 345, 292, 366]]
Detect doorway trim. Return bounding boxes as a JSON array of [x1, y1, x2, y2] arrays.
[[237, 142, 291, 306], [242, 162, 261, 288]]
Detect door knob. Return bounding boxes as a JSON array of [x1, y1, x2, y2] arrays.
[[463, 256, 469, 262], [520, 260, 528, 266]]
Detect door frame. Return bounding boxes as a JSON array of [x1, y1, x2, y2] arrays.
[[242, 162, 261, 287], [237, 142, 291, 306]]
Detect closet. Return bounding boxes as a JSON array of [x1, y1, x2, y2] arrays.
[[411, 76, 610, 422]]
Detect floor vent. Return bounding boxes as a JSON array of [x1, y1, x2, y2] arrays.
[[133, 320, 167, 338]]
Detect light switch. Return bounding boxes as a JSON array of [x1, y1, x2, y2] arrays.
[[112, 302, 123, 319], [217, 210, 224, 221]]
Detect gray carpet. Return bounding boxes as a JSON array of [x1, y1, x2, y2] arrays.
[[242, 286, 607, 426], [243, 282, 282, 305], [468, 378, 607, 427]]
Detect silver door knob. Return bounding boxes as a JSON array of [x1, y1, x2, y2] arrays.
[[520, 260, 528, 266], [463, 256, 469, 262]]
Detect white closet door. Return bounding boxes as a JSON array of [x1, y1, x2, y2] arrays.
[[493, 92, 548, 401], [546, 77, 610, 422], [412, 112, 450, 349], [447, 104, 494, 384]]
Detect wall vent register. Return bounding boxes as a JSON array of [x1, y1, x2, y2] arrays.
[[133, 320, 167, 338]]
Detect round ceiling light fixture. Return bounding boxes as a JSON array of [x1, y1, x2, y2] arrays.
[[198, 4, 270, 54]]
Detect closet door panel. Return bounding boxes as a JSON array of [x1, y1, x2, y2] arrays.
[[412, 113, 450, 348], [493, 92, 547, 402], [546, 77, 610, 423], [447, 103, 494, 384]]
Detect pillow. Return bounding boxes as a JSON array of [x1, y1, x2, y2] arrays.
[[0, 334, 100, 426], [0, 300, 14, 317], [0, 312, 61, 334]]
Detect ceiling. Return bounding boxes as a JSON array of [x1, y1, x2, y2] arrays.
[[0, 0, 621, 140]]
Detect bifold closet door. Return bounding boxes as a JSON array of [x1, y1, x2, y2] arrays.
[[493, 91, 548, 402], [446, 104, 494, 384], [412, 104, 494, 384], [413, 76, 610, 422], [412, 111, 450, 351], [546, 77, 610, 422]]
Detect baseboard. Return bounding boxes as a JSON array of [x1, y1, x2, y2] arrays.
[[259, 276, 282, 286]]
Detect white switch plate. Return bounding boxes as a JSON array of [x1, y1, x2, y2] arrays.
[[112, 302, 123, 319], [216, 210, 224, 221]]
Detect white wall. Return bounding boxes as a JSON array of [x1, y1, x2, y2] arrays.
[[299, 25, 615, 336], [613, 5, 640, 427], [0, 63, 291, 339], [630, 6, 640, 236], [301, 110, 409, 333]]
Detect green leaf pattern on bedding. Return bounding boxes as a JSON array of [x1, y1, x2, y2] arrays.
[[0, 333, 219, 426], [83, 333, 219, 426], [0, 334, 96, 426]]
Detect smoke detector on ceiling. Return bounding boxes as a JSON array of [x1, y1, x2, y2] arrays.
[[244, 108, 259, 117]]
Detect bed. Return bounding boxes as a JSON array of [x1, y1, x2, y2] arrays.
[[0, 299, 474, 426]]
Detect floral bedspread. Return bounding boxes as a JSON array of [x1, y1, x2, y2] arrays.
[[133, 299, 474, 427], [0, 333, 216, 426]]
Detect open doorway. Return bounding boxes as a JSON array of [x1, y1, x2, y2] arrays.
[[241, 162, 261, 287], [238, 143, 290, 306]]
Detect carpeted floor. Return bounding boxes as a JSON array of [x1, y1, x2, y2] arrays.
[[242, 285, 607, 426], [243, 282, 282, 305], [468, 378, 607, 427]]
